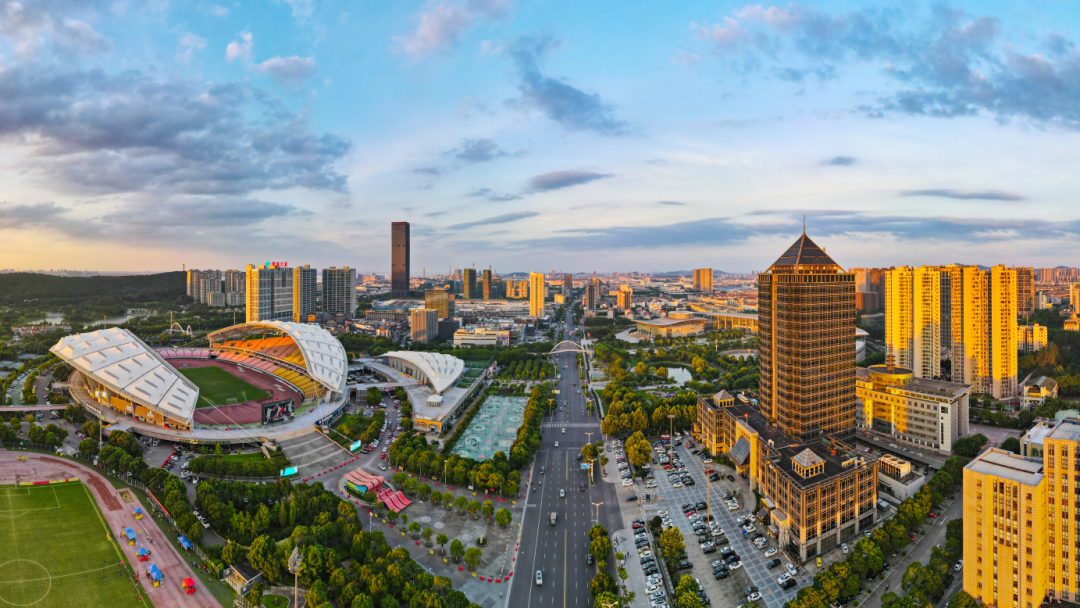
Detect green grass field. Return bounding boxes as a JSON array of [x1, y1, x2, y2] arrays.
[[178, 366, 271, 407], [0, 482, 151, 608]]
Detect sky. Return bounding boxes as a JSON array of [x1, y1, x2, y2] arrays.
[[2, 1, 1080, 274]]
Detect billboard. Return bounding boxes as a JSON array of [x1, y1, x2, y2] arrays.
[[262, 399, 294, 424], [350, 441, 363, 452]]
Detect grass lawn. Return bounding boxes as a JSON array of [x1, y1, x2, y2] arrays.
[[178, 366, 271, 407], [0, 482, 152, 608]]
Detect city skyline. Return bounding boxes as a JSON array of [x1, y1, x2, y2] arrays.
[[3, 2, 1080, 272]]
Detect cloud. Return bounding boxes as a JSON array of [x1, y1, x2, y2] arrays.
[[899, 189, 1025, 201], [529, 170, 612, 192], [211, 5, 229, 17], [396, 0, 513, 59], [672, 50, 702, 65], [450, 138, 505, 163], [448, 210, 538, 230], [100, 198, 305, 227], [0, 1, 115, 59], [0, 201, 70, 229], [692, 17, 750, 51], [425, 211, 447, 217], [820, 156, 857, 166], [504, 35, 630, 135], [226, 31, 253, 63], [284, 0, 315, 19], [0, 66, 351, 197], [658, 201, 686, 206], [177, 33, 207, 62], [466, 187, 521, 202], [255, 56, 319, 85], [414, 167, 441, 175]]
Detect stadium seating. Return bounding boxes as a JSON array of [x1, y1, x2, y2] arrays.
[[157, 348, 210, 359], [212, 335, 322, 400]]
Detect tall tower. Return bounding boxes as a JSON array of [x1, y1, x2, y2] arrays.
[[247, 263, 294, 323], [482, 269, 492, 300], [884, 266, 942, 379], [1013, 266, 1034, 317], [758, 232, 856, 443], [292, 265, 317, 322], [693, 268, 713, 292], [529, 273, 546, 317], [463, 268, 477, 300], [322, 267, 356, 316], [391, 222, 410, 298], [563, 273, 573, 294]]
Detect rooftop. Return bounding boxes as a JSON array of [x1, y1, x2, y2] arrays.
[[966, 448, 1044, 486], [767, 233, 842, 272], [856, 367, 971, 399], [383, 351, 465, 394], [1046, 418, 1080, 443], [635, 317, 707, 327]]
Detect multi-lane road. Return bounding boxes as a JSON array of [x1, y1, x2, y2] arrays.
[[509, 305, 623, 608]]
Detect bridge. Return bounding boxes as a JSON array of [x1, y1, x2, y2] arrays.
[[549, 340, 590, 354]]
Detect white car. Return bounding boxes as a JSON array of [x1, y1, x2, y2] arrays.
[[560, 489, 565, 498], [786, 563, 798, 577], [646, 584, 662, 594], [622, 479, 633, 486], [747, 592, 762, 602], [777, 573, 792, 584], [764, 548, 778, 558], [555, 441, 559, 448], [954, 560, 963, 572], [841, 543, 849, 554], [729, 561, 742, 570], [536, 571, 543, 586]]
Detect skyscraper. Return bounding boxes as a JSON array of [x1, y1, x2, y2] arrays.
[[411, 308, 438, 344], [944, 264, 1018, 399], [482, 269, 492, 300], [758, 233, 856, 442], [463, 268, 477, 300], [224, 269, 246, 295], [424, 289, 455, 320], [323, 267, 356, 316], [692, 268, 713, 292], [1013, 266, 1034, 317], [885, 266, 942, 379], [617, 285, 633, 310], [563, 273, 573, 294], [186, 269, 220, 303], [293, 265, 317, 322], [529, 273, 546, 317], [391, 222, 410, 298], [247, 263, 293, 323]]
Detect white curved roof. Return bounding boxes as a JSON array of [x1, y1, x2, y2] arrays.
[[385, 351, 464, 394], [208, 321, 347, 393], [50, 328, 198, 423]]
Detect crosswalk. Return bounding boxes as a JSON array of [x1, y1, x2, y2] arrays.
[[542, 422, 600, 429]]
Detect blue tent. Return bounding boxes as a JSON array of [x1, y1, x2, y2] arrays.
[[137, 548, 149, 557], [178, 535, 193, 550]]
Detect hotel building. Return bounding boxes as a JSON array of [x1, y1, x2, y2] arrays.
[[247, 264, 294, 322], [855, 361, 970, 454]]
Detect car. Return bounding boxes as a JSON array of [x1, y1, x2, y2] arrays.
[[560, 489, 565, 498], [744, 586, 759, 596], [650, 591, 666, 600], [714, 570, 729, 580], [677, 561, 693, 570], [562, 428, 566, 434], [763, 547, 778, 557], [954, 560, 963, 572], [944, 574, 955, 587], [586, 554, 594, 566], [627, 495, 639, 502], [786, 563, 798, 577], [554, 441, 559, 447], [646, 584, 662, 594], [781, 578, 797, 590], [536, 571, 543, 586], [777, 573, 792, 584], [767, 558, 781, 569], [816, 557, 823, 568], [633, 522, 645, 530], [729, 561, 742, 570], [841, 543, 849, 554], [864, 530, 872, 538]]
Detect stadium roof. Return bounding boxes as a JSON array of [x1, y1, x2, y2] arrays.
[[384, 351, 464, 394], [50, 328, 198, 423], [208, 321, 348, 393]]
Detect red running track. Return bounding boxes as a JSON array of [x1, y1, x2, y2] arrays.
[[168, 358, 305, 425]]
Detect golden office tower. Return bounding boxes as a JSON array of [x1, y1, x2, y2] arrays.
[[693, 268, 713, 292], [758, 232, 856, 442], [529, 273, 546, 317], [885, 266, 942, 379]]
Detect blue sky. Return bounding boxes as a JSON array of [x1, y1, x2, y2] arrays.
[[2, 0, 1080, 273]]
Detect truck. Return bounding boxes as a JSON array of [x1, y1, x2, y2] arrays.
[[550, 512, 557, 526]]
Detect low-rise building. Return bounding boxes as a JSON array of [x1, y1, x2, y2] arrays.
[[1066, 312, 1080, 332], [1021, 376, 1059, 409], [855, 362, 970, 454], [876, 454, 926, 502], [634, 314, 707, 338], [453, 327, 511, 347]]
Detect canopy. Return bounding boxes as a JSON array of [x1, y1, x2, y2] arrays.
[[137, 548, 149, 556], [178, 535, 193, 549], [148, 565, 163, 580], [182, 578, 196, 588], [133, 507, 143, 514], [124, 528, 136, 540]]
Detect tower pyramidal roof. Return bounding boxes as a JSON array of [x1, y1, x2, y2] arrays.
[[767, 232, 842, 271]]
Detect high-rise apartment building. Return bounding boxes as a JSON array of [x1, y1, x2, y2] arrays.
[[759, 233, 857, 442], [529, 273, 546, 317], [391, 222, 410, 298], [1013, 267, 1034, 317], [424, 289, 455, 320], [199, 276, 222, 304], [504, 279, 528, 299], [851, 267, 887, 311], [885, 266, 942, 379], [693, 268, 713, 292], [1071, 283, 1080, 309], [1019, 323, 1048, 353], [563, 273, 573, 294], [186, 269, 220, 304], [584, 278, 601, 310], [944, 265, 1018, 399], [482, 269, 492, 300], [246, 263, 293, 322], [410, 308, 438, 344], [617, 285, 633, 310], [224, 270, 246, 295], [292, 265, 317, 322], [463, 268, 477, 300], [323, 267, 356, 317]]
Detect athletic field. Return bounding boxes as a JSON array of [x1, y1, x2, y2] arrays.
[[0, 482, 151, 608], [178, 366, 271, 407]]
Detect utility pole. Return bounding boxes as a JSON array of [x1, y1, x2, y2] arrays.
[[288, 547, 301, 608]]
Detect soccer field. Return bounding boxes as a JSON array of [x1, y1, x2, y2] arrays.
[[0, 482, 151, 608], [178, 366, 271, 407]]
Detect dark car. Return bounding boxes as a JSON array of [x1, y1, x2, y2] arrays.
[[767, 559, 781, 569], [944, 574, 955, 587], [681, 503, 693, 510], [721, 547, 735, 557], [697, 535, 709, 544], [587, 554, 594, 565], [677, 561, 693, 570], [725, 554, 740, 564], [714, 536, 728, 545], [744, 586, 759, 596], [727, 475, 735, 481], [714, 570, 729, 580], [684, 479, 696, 486], [696, 502, 708, 510], [781, 578, 797, 590], [627, 495, 639, 502]]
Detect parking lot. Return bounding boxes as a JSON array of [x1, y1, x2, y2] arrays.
[[614, 437, 803, 608]]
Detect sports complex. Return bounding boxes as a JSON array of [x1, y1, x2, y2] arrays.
[[51, 321, 348, 443]]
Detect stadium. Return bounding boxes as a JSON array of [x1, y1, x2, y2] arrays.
[[52, 321, 347, 431]]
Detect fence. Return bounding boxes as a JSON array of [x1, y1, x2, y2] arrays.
[[187, 471, 280, 483]]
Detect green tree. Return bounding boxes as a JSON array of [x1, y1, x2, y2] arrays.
[[248, 582, 263, 608], [675, 574, 700, 596], [442, 492, 454, 510], [436, 533, 449, 554], [464, 547, 482, 570], [409, 521, 421, 539], [625, 431, 652, 468], [450, 539, 465, 562], [658, 527, 685, 561], [222, 540, 242, 566], [946, 591, 980, 608], [495, 508, 511, 527], [676, 594, 703, 608], [455, 495, 468, 514], [483, 500, 495, 520], [422, 526, 433, 546], [1000, 437, 1021, 454]]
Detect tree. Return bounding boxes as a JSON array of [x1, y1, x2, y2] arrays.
[[222, 540, 242, 565], [248, 535, 282, 582], [464, 547, 482, 570], [675, 574, 699, 596], [367, 387, 382, 407], [590, 536, 613, 562], [954, 433, 988, 457], [248, 582, 263, 608], [589, 524, 608, 540], [676, 594, 703, 608], [422, 526, 433, 546], [658, 527, 685, 561], [1000, 436, 1021, 454], [455, 495, 468, 514], [436, 533, 449, 554], [483, 500, 495, 520], [594, 592, 621, 608], [625, 431, 651, 468], [946, 591, 980, 608], [409, 521, 421, 539], [418, 484, 431, 501], [443, 493, 454, 510], [495, 508, 511, 527], [450, 539, 466, 562]]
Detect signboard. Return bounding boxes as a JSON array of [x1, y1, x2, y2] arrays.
[[580, 464, 591, 470], [350, 441, 363, 452], [262, 399, 294, 424], [280, 467, 298, 477]]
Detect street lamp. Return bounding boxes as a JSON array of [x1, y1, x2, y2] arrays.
[[668, 414, 676, 463], [288, 547, 302, 608]]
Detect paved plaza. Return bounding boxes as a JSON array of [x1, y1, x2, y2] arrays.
[[450, 396, 528, 461]]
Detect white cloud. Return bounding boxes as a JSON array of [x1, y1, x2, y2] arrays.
[[692, 17, 748, 51], [672, 50, 702, 65], [255, 56, 318, 85], [211, 5, 229, 17], [395, 0, 513, 59], [284, 0, 314, 19], [176, 32, 206, 62], [225, 31, 253, 63]]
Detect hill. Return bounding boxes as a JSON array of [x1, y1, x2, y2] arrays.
[[0, 271, 188, 307]]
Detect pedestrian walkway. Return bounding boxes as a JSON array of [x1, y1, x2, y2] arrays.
[[278, 431, 354, 479]]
